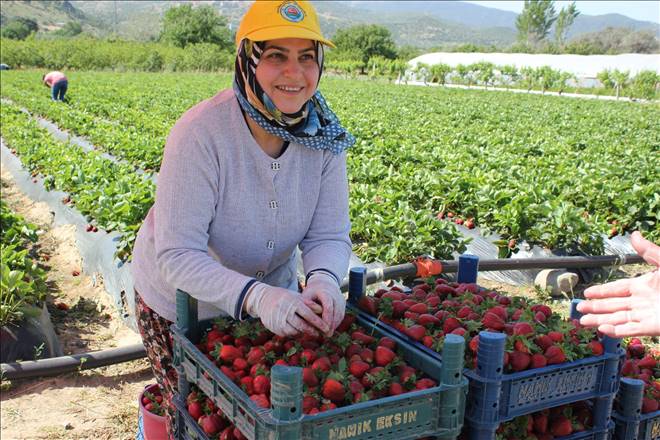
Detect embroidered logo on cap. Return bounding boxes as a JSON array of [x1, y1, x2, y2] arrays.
[[279, 1, 305, 23]]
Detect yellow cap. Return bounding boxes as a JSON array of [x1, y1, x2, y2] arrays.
[[236, 1, 335, 48]]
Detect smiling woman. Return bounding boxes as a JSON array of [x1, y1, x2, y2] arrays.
[[129, 1, 355, 438]]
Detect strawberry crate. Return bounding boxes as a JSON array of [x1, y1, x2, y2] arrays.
[[611, 378, 660, 440], [346, 266, 622, 440], [171, 289, 469, 440]]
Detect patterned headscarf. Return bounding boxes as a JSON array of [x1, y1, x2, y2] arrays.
[[233, 39, 354, 155]]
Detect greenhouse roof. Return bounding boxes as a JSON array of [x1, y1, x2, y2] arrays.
[[409, 52, 660, 78]]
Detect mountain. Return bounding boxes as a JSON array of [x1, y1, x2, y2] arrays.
[[3, 1, 659, 49], [0, 0, 103, 33]]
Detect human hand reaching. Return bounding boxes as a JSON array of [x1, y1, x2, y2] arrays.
[[302, 272, 345, 336], [577, 231, 660, 337], [244, 283, 330, 337]]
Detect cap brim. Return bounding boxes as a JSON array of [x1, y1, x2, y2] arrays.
[[244, 25, 336, 49]]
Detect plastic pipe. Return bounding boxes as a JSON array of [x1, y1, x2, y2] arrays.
[[1, 343, 146, 380], [340, 253, 643, 291]]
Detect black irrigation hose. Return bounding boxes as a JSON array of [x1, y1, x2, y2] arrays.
[[1, 343, 146, 381], [339, 253, 644, 291], [1, 254, 644, 380]]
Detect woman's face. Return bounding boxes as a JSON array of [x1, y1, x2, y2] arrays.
[[256, 38, 320, 114]]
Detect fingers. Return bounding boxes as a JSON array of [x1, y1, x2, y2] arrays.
[[286, 313, 322, 336], [631, 231, 660, 267], [293, 301, 330, 335], [599, 322, 647, 338], [577, 297, 632, 315], [580, 309, 637, 327], [583, 278, 632, 299]]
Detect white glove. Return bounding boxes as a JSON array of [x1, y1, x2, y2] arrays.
[[302, 272, 346, 336], [244, 283, 330, 337]]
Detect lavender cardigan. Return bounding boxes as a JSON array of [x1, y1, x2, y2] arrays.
[[131, 89, 352, 322]]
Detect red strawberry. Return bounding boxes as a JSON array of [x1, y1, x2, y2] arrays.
[[375, 346, 396, 367], [378, 337, 397, 350], [513, 322, 534, 336], [336, 314, 356, 332], [417, 314, 441, 327], [482, 312, 505, 331], [548, 331, 564, 343], [250, 394, 270, 408], [200, 414, 224, 436], [587, 341, 604, 356], [405, 325, 427, 341], [240, 376, 254, 394], [388, 382, 405, 396], [545, 346, 566, 365], [253, 375, 270, 395], [415, 378, 436, 389], [302, 367, 318, 387], [312, 356, 331, 372], [535, 335, 553, 351], [392, 301, 409, 318], [358, 296, 378, 315], [550, 415, 573, 436], [422, 335, 434, 348], [488, 306, 508, 321], [642, 397, 659, 413], [628, 343, 645, 357], [621, 359, 639, 376], [348, 361, 370, 378], [457, 306, 472, 319], [187, 401, 203, 420], [509, 351, 531, 372], [303, 395, 319, 414], [637, 355, 657, 369], [469, 335, 480, 353], [322, 379, 346, 403], [233, 357, 248, 371], [360, 348, 374, 363], [408, 302, 428, 314], [219, 345, 242, 363], [533, 411, 549, 433], [352, 331, 376, 345], [530, 353, 547, 369], [443, 317, 461, 334]]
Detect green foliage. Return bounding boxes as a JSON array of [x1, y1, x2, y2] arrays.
[[159, 4, 232, 50], [51, 21, 83, 38], [554, 2, 579, 47], [630, 70, 660, 100], [516, 0, 558, 46], [1, 17, 38, 40], [333, 25, 397, 68], [0, 200, 47, 326], [0, 37, 234, 72]]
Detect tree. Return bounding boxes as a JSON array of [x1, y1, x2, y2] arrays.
[[429, 63, 452, 86], [555, 2, 579, 47], [1, 18, 38, 40], [516, 0, 558, 47], [52, 22, 83, 38], [535, 66, 560, 94], [333, 25, 397, 73], [159, 4, 232, 50], [630, 70, 660, 100], [557, 71, 574, 95], [499, 65, 520, 88], [610, 69, 630, 99]]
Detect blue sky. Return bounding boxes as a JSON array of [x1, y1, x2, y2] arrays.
[[464, 1, 660, 24]]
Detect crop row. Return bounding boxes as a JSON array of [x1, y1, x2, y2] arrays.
[[0, 103, 155, 260], [1, 70, 657, 263]]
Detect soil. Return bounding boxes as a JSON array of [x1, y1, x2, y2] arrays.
[[0, 165, 154, 440]]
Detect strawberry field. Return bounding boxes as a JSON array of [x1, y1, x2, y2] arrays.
[[1, 70, 658, 266]]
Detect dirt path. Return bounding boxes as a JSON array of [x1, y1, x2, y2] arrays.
[[1, 166, 153, 440]]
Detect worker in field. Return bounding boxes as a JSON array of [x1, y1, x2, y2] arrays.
[[131, 1, 353, 436], [42, 71, 68, 102], [578, 231, 660, 337]]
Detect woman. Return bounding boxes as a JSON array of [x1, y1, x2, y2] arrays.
[[131, 1, 354, 436], [42, 71, 68, 101]]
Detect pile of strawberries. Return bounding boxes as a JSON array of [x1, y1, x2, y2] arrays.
[[141, 386, 165, 417], [358, 278, 605, 373], [184, 313, 438, 436], [620, 338, 659, 414], [494, 401, 594, 439], [186, 388, 246, 439]]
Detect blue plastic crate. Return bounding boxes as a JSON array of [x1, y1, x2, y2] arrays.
[[611, 377, 660, 440], [347, 267, 622, 439], [171, 289, 468, 440]]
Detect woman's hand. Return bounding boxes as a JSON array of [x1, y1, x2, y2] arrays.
[[577, 231, 660, 337], [244, 283, 330, 337], [302, 272, 345, 336]]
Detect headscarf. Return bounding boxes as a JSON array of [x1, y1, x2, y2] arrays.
[[233, 39, 354, 155]]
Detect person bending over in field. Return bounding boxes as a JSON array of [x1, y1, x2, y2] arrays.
[[131, 1, 354, 437], [577, 231, 660, 337], [42, 71, 68, 102]]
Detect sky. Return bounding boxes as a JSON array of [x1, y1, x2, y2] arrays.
[[464, 1, 660, 24]]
